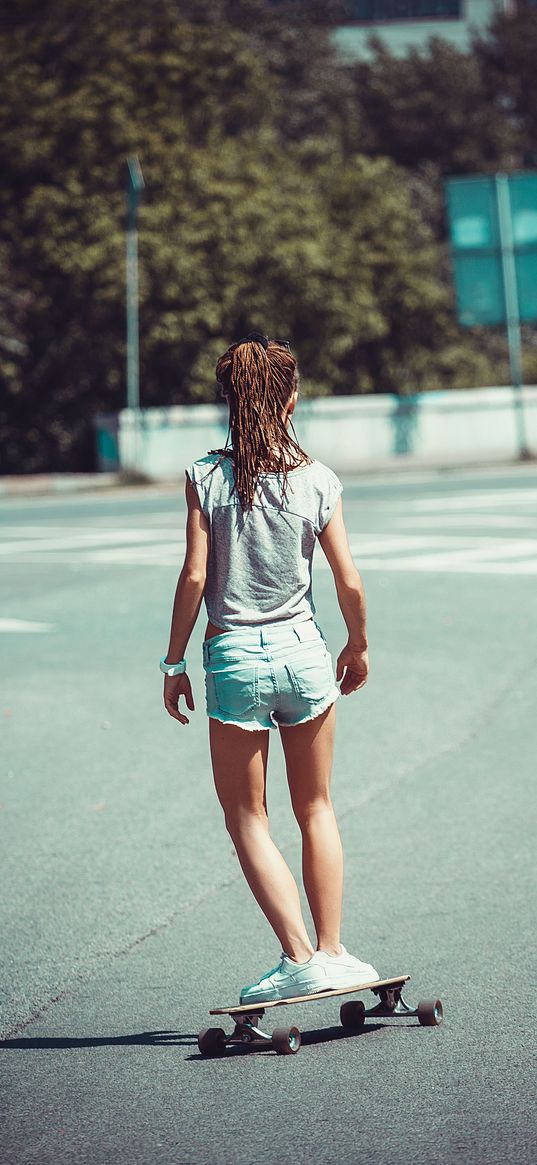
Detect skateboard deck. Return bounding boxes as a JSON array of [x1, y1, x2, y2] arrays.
[[198, 974, 443, 1057], [209, 974, 411, 1015]]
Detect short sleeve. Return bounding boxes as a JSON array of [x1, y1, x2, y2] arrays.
[[185, 461, 210, 516], [316, 467, 343, 534]]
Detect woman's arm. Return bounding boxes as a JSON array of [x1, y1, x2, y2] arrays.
[[163, 476, 209, 724], [317, 497, 369, 695]]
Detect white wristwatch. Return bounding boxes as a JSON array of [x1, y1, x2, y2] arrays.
[[160, 656, 187, 676]]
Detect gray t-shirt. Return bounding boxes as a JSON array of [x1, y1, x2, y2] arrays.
[[185, 453, 343, 630]]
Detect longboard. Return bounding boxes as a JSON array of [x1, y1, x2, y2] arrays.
[[198, 974, 443, 1056]]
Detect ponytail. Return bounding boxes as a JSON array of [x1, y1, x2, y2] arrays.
[[215, 332, 311, 510]]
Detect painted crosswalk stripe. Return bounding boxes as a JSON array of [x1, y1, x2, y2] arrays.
[[356, 558, 537, 575], [1, 506, 537, 576], [395, 514, 537, 529], [0, 529, 182, 555], [0, 618, 56, 632], [408, 490, 536, 510]]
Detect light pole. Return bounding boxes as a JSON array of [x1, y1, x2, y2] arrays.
[[125, 154, 145, 471], [495, 174, 530, 460]]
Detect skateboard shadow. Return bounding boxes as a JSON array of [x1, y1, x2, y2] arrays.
[[186, 1021, 387, 1061], [0, 1030, 198, 1050], [2, 1022, 417, 1056], [298, 1022, 385, 1046]]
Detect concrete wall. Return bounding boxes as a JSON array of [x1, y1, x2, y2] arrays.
[[116, 386, 537, 478]]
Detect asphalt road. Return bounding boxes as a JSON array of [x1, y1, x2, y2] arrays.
[[1, 464, 536, 1165]]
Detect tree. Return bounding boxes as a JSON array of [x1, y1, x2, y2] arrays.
[[474, 4, 537, 169], [0, 0, 506, 472], [348, 36, 513, 176]]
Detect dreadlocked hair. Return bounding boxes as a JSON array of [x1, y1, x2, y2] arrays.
[[215, 335, 312, 511]]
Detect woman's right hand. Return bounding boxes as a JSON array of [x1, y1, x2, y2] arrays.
[[163, 672, 195, 724], [335, 644, 369, 695]]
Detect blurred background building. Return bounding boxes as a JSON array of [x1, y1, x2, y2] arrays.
[[331, 0, 520, 57]]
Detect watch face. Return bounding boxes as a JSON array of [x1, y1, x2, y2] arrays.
[[161, 658, 185, 674]]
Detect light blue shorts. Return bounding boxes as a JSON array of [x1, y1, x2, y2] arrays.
[[202, 617, 340, 732]]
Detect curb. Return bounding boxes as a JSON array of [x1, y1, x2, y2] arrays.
[[0, 473, 124, 497]]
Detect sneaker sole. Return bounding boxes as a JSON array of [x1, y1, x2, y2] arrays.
[[240, 982, 331, 1005], [239, 975, 380, 1005]]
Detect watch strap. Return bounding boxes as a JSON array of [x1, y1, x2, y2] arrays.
[[160, 656, 187, 676]]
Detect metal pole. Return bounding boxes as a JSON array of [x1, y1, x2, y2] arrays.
[[126, 155, 145, 471], [495, 173, 530, 460]]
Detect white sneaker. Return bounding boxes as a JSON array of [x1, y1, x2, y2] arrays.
[[309, 945, 380, 990], [239, 945, 379, 1005]]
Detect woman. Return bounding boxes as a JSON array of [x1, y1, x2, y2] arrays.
[[161, 332, 378, 1004]]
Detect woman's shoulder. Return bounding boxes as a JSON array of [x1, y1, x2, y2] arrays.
[[186, 450, 232, 480], [303, 458, 342, 488]]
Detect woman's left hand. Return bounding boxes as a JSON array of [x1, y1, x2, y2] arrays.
[[163, 673, 195, 725]]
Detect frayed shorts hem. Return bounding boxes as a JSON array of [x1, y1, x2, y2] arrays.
[[207, 688, 340, 732]]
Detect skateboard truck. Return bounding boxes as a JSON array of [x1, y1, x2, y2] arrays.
[[198, 976, 443, 1057], [199, 1009, 300, 1057], [229, 1012, 280, 1046], [357, 982, 442, 1026]]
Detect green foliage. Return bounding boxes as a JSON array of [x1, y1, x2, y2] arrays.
[[474, 4, 537, 169], [1, 1, 536, 470], [348, 37, 513, 176]]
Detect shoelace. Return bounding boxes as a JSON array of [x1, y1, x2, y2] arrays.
[[261, 953, 287, 981]]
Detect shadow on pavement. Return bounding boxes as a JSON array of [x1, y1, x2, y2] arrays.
[[186, 1022, 394, 1060], [0, 1030, 198, 1050], [0, 1021, 422, 1055]]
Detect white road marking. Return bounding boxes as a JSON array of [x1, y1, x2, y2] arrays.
[[316, 535, 537, 575], [347, 535, 525, 553], [357, 558, 537, 575], [10, 548, 537, 575], [394, 514, 537, 529], [84, 543, 183, 562], [0, 618, 56, 632], [0, 522, 181, 532], [2, 486, 537, 576], [351, 538, 537, 561], [0, 530, 184, 555], [407, 490, 536, 510]]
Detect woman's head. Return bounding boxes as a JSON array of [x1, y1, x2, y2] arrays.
[[215, 331, 310, 510], [216, 331, 298, 410]]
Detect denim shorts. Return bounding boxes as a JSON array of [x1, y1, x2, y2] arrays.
[[202, 618, 340, 732]]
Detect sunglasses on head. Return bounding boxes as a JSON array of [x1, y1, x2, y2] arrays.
[[235, 331, 291, 351]]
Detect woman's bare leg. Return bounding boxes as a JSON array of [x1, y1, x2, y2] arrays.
[[279, 703, 343, 956], [209, 719, 314, 963]]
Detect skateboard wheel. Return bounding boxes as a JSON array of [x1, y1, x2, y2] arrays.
[[340, 1000, 366, 1028], [417, 999, 443, 1027], [271, 1026, 301, 1055], [197, 1027, 227, 1056]]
